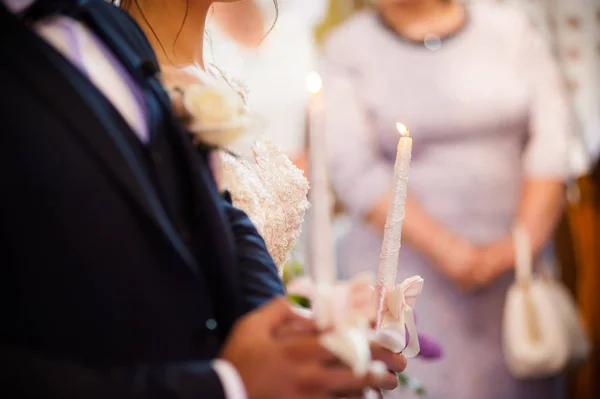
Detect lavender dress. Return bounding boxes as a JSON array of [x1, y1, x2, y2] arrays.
[[323, 3, 570, 399]]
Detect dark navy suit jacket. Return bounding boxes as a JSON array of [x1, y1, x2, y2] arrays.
[[0, 1, 284, 397]]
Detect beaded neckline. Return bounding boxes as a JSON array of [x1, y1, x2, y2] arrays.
[[377, 5, 470, 49]]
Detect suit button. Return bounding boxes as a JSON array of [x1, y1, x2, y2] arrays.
[[206, 319, 218, 331]]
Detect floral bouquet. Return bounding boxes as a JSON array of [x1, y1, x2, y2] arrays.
[[284, 258, 442, 397]]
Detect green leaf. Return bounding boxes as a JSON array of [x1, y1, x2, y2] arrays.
[[396, 373, 427, 397], [282, 259, 305, 285], [397, 372, 410, 386], [287, 295, 310, 308]]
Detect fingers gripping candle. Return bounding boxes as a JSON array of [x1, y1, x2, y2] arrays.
[[375, 123, 412, 329]]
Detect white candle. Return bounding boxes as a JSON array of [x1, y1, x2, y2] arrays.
[[307, 72, 336, 286], [375, 123, 412, 328]]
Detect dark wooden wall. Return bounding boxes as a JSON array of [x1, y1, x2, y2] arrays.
[[556, 173, 600, 399]]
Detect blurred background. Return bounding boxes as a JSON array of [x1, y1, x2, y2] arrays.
[[206, 0, 600, 398]]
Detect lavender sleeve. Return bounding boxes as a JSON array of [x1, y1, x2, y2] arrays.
[[520, 19, 571, 180], [323, 33, 393, 218]]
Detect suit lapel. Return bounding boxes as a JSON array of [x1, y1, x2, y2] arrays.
[[68, 0, 244, 320], [0, 3, 201, 277], [79, 2, 225, 282], [165, 106, 244, 327], [81, 1, 244, 321], [82, 1, 245, 323], [145, 71, 244, 326], [77, 1, 163, 144]]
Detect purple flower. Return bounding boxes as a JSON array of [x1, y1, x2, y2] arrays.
[[410, 312, 443, 360], [417, 332, 443, 359]]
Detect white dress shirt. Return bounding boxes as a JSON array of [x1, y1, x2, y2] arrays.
[[2, 1, 246, 397]]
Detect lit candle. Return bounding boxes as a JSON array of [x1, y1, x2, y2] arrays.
[[306, 71, 336, 287], [375, 123, 412, 329]]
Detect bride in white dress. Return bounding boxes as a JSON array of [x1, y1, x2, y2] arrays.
[[115, 0, 310, 272], [166, 61, 310, 274]]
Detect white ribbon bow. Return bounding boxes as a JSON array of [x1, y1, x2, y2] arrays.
[[373, 275, 424, 358], [312, 273, 376, 331], [289, 273, 376, 376], [287, 274, 424, 371]]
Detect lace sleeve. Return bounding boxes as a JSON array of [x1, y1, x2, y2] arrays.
[[219, 139, 310, 274]]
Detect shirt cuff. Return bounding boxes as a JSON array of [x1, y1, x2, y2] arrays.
[[212, 359, 248, 399]]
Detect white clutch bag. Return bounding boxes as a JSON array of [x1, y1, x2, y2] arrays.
[[502, 224, 590, 379]]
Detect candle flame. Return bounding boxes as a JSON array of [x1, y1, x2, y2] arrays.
[[306, 72, 322, 95], [396, 122, 409, 137]]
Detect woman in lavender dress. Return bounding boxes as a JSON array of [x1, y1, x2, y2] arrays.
[[323, 0, 571, 398]]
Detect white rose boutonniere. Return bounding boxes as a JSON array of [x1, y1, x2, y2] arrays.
[[165, 67, 252, 149]]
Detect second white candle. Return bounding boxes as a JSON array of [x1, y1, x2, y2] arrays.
[[375, 123, 412, 327]]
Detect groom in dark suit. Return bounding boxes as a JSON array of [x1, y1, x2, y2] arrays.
[[0, 1, 404, 398]]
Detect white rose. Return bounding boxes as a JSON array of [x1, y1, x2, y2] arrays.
[[182, 84, 247, 147]]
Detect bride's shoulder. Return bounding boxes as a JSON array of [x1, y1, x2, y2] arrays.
[[219, 137, 309, 268], [252, 138, 309, 210], [223, 138, 308, 199], [160, 63, 229, 88], [252, 139, 298, 170], [160, 64, 213, 91], [229, 139, 306, 180]]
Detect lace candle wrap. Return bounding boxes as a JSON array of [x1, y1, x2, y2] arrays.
[[375, 125, 412, 328]]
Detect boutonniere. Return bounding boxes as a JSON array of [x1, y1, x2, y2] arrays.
[[167, 73, 252, 150]]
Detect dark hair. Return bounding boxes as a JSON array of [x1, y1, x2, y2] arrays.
[[113, 1, 279, 64]]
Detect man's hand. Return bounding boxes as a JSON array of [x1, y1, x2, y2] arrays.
[[220, 298, 371, 399], [368, 343, 406, 390], [341, 343, 407, 399]]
